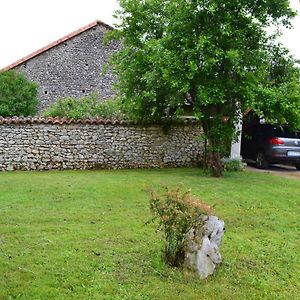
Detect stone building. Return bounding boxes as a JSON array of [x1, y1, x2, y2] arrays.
[[2, 21, 120, 113]]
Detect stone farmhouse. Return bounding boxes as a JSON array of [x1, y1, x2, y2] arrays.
[[2, 20, 120, 113]]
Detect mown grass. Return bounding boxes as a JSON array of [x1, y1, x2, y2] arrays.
[[0, 168, 299, 300]]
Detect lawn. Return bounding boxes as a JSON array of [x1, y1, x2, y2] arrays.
[[0, 168, 299, 300]]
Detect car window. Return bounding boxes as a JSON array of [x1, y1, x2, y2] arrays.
[[255, 125, 273, 137], [273, 126, 300, 138]]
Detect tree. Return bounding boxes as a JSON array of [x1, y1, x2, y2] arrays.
[[109, 0, 300, 177], [251, 46, 300, 128], [0, 70, 38, 117]]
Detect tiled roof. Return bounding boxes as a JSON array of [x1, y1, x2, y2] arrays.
[[0, 117, 124, 125], [1, 20, 114, 72], [0, 116, 200, 126]]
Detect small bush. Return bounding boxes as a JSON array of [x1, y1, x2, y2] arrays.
[[93, 98, 124, 119], [0, 70, 38, 117], [43, 93, 124, 119], [148, 187, 211, 267], [222, 158, 245, 172]]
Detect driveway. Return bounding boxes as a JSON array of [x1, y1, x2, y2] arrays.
[[246, 164, 300, 180]]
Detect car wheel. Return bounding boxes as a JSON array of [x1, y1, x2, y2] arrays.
[[256, 151, 269, 169], [295, 163, 300, 171]]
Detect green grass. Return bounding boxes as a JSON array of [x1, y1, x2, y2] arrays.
[[0, 168, 299, 300]]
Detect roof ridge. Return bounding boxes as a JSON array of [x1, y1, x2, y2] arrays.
[[1, 20, 114, 72]]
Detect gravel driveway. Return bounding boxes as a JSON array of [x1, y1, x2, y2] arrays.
[[246, 164, 300, 180]]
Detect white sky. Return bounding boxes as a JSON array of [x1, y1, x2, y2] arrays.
[[0, 0, 299, 70]]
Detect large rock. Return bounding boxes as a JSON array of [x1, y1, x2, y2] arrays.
[[185, 215, 225, 279]]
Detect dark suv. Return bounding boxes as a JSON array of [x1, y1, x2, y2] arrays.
[[241, 124, 300, 170]]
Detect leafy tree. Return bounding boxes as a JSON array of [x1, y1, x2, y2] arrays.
[[251, 46, 300, 127], [108, 0, 300, 177], [0, 70, 38, 117]]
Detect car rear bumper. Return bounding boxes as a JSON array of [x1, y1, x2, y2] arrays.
[[268, 147, 300, 163]]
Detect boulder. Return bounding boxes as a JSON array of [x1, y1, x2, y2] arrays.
[[185, 215, 225, 279]]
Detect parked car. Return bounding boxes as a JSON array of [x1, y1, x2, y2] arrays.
[[241, 124, 300, 170]]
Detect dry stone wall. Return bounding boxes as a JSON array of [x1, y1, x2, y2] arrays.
[[0, 119, 203, 171]]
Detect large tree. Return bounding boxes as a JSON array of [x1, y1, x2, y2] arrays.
[[109, 0, 300, 176]]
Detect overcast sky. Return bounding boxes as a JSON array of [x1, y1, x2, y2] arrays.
[[0, 0, 299, 70]]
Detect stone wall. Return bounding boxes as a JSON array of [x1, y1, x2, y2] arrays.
[[0, 118, 203, 171], [14, 22, 120, 113]]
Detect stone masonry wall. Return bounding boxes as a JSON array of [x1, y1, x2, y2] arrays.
[[0, 120, 203, 171], [14, 23, 120, 113]]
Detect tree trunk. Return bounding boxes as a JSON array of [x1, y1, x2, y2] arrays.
[[201, 106, 235, 177], [207, 151, 222, 177], [202, 129, 224, 178]]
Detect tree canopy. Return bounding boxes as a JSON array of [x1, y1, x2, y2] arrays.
[[0, 70, 38, 117], [109, 0, 300, 176]]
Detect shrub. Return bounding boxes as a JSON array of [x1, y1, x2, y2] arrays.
[[0, 70, 38, 117], [148, 187, 211, 267], [93, 98, 124, 119], [222, 158, 245, 172], [43, 93, 124, 119]]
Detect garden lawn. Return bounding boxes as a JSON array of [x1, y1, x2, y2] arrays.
[[0, 168, 299, 300]]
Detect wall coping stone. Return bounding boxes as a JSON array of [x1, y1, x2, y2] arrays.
[[0, 117, 200, 126]]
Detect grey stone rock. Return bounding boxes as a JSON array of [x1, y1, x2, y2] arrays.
[[6, 164, 14, 171], [185, 215, 225, 279]]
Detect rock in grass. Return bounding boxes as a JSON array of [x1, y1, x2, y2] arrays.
[[184, 215, 225, 279]]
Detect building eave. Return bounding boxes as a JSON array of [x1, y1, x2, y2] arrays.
[[1, 20, 114, 72]]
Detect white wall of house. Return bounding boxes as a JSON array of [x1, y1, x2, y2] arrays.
[[230, 106, 243, 160]]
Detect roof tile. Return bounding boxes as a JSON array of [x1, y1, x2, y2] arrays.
[[0, 117, 199, 126], [0, 117, 124, 125]]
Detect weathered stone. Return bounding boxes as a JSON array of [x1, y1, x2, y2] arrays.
[[0, 123, 204, 171], [6, 164, 14, 171], [13, 23, 120, 113], [185, 215, 225, 279]]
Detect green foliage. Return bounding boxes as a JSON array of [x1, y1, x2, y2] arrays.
[[148, 187, 211, 267], [108, 0, 300, 176], [250, 46, 300, 129], [0, 70, 38, 117], [43, 93, 124, 119], [222, 158, 245, 172]]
